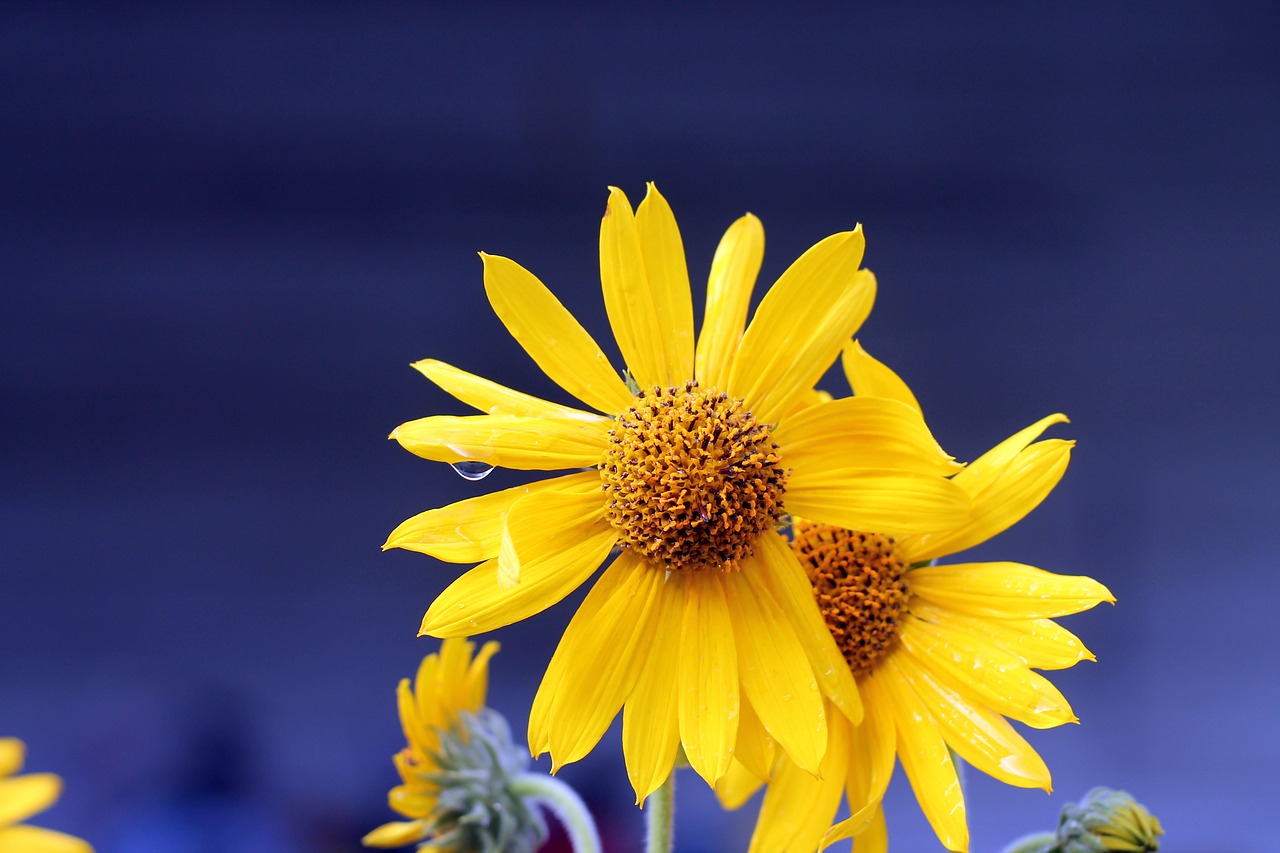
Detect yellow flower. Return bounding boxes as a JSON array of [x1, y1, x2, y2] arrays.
[[718, 342, 1114, 853], [365, 638, 550, 851], [387, 184, 971, 802], [0, 738, 93, 853]]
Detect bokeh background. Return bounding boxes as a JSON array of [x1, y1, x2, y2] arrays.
[[3, 3, 1277, 851]]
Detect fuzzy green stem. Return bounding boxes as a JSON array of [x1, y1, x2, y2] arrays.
[[999, 831, 1058, 853], [510, 773, 602, 853], [645, 770, 675, 853]]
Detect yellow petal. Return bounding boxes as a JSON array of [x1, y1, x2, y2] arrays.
[[713, 759, 766, 811], [886, 653, 1051, 791], [785, 468, 970, 535], [384, 471, 598, 562], [728, 228, 874, 423], [391, 412, 609, 471], [0, 740, 23, 778], [951, 413, 1069, 500], [905, 439, 1073, 563], [361, 819, 428, 847], [843, 678, 896, 814], [912, 602, 1095, 670], [433, 636, 473, 712], [898, 615, 1077, 730], [398, 677, 434, 758], [599, 186, 688, 389], [543, 555, 665, 769], [481, 252, 634, 415], [908, 562, 1115, 620], [774, 396, 960, 476], [842, 339, 923, 415], [418, 494, 615, 637], [724, 569, 825, 775], [0, 773, 61, 825], [752, 532, 862, 723], [747, 718, 849, 853], [409, 359, 607, 422], [0, 825, 94, 853], [678, 571, 739, 786], [847, 804, 889, 853], [622, 570, 684, 804], [695, 213, 764, 388], [877, 663, 969, 852], [731, 694, 778, 786], [464, 640, 501, 710], [634, 183, 695, 382], [388, 780, 435, 818], [821, 801, 882, 852]]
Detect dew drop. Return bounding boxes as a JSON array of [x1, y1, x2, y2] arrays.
[[451, 461, 495, 481]]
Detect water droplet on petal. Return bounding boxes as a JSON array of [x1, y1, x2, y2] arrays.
[[451, 461, 495, 481]]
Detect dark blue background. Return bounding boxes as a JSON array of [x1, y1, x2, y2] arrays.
[[3, 3, 1276, 851]]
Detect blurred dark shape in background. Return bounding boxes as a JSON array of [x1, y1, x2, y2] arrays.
[[2, 2, 1277, 851]]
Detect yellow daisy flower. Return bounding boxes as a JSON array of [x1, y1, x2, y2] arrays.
[[717, 342, 1115, 853], [387, 184, 971, 802], [0, 738, 93, 853], [363, 637, 530, 850]]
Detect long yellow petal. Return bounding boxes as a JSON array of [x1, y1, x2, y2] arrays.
[[912, 602, 1095, 670], [951, 413, 1069, 500], [419, 496, 615, 637], [599, 186, 687, 388], [361, 820, 428, 848], [496, 486, 611, 589], [724, 569, 826, 774], [877, 662, 969, 853], [410, 359, 606, 421], [843, 677, 896, 814], [887, 653, 1052, 791], [544, 555, 665, 769], [842, 340, 922, 415], [622, 570, 684, 804], [678, 571, 739, 786], [905, 439, 1074, 563], [695, 213, 764, 388], [821, 801, 881, 852], [391, 413, 609, 471], [898, 616, 1077, 730], [0, 740, 22, 778], [732, 690, 778, 785], [748, 718, 850, 853], [0, 773, 61, 825], [0, 825, 94, 853], [908, 563, 1115, 620], [774, 396, 960, 476], [847, 805, 888, 853], [714, 759, 766, 811], [752, 533, 863, 723], [464, 640, 501, 710], [384, 471, 598, 562], [785, 468, 971, 535], [728, 228, 873, 423], [480, 252, 634, 415], [634, 183, 695, 382]]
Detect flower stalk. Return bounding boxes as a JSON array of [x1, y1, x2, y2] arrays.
[[509, 773, 602, 853], [644, 770, 675, 853]]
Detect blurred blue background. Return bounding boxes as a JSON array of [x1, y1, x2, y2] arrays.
[[3, 2, 1276, 851]]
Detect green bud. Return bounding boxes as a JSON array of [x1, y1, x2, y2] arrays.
[[1056, 787, 1163, 852], [411, 709, 548, 853]]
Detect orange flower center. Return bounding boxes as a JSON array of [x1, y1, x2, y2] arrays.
[[601, 381, 787, 573], [792, 522, 909, 676]]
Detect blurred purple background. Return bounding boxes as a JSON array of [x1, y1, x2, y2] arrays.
[[3, 3, 1277, 851]]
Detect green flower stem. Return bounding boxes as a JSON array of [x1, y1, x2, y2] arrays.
[[645, 770, 675, 853], [510, 773, 602, 853], [999, 831, 1058, 853]]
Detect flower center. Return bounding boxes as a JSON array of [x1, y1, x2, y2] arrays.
[[791, 522, 909, 677], [601, 381, 787, 573]]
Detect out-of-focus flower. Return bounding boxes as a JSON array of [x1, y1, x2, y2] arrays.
[[719, 343, 1113, 853], [363, 639, 547, 853], [387, 184, 971, 801], [1056, 788, 1163, 852], [0, 738, 93, 853]]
